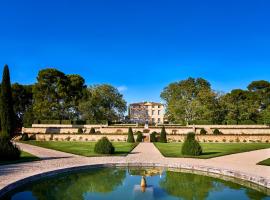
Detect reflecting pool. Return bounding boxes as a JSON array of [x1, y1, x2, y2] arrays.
[[1, 167, 269, 200]]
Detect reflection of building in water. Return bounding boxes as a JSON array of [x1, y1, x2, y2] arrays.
[[129, 102, 165, 124], [133, 185, 154, 200]]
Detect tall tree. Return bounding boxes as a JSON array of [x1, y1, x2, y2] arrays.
[[79, 84, 127, 123], [161, 77, 221, 124], [221, 89, 259, 124], [66, 74, 86, 120], [33, 68, 69, 120], [0, 65, 15, 139], [12, 83, 33, 127]]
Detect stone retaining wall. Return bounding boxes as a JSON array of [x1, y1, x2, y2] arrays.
[[23, 125, 270, 135], [28, 133, 270, 143]]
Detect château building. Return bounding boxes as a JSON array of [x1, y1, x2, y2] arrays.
[[129, 102, 165, 124]]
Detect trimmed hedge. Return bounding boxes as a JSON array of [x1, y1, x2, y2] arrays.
[[127, 127, 135, 143], [150, 132, 157, 142], [213, 129, 223, 135], [160, 126, 167, 143], [181, 132, 202, 156], [78, 128, 83, 134], [89, 128, 96, 134], [20, 133, 29, 141], [200, 128, 207, 135], [136, 132, 143, 142], [94, 137, 115, 154], [0, 139, 21, 160]]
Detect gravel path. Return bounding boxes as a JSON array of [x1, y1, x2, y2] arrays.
[[0, 142, 270, 196]]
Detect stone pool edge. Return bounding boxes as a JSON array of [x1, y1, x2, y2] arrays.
[[0, 162, 269, 197]]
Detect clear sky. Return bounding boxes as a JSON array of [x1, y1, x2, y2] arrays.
[[0, 0, 270, 104]]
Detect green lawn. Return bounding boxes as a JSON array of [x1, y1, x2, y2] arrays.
[[155, 143, 270, 159], [0, 151, 39, 165], [257, 158, 270, 166], [21, 141, 137, 157]]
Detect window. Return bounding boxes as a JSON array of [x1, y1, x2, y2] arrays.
[[158, 110, 160, 115], [152, 110, 155, 115], [158, 105, 160, 108], [158, 118, 161, 123], [152, 118, 155, 123], [152, 105, 155, 108]]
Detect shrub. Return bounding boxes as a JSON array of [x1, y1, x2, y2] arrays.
[[29, 134, 36, 140], [78, 128, 83, 134], [127, 127, 135, 143], [222, 138, 226, 142], [181, 132, 202, 156], [213, 129, 222, 135], [200, 128, 207, 135], [160, 126, 167, 143], [96, 131, 101, 134], [94, 137, 115, 154], [89, 128, 96, 134], [20, 133, 29, 141], [0, 139, 21, 160], [150, 132, 157, 142], [136, 132, 143, 142], [236, 137, 240, 143]]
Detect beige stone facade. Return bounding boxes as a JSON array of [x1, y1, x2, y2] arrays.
[[129, 102, 165, 124]]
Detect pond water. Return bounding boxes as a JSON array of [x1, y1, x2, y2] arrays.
[[1, 167, 270, 200]]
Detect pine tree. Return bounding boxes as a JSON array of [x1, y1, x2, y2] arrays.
[[127, 127, 135, 143], [160, 126, 167, 143], [1, 65, 15, 139]]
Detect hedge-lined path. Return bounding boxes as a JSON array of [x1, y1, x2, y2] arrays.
[[0, 142, 270, 196]]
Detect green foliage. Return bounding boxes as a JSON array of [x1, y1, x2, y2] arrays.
[[94, 137, 115, 154], [181, 132, 202, 156], [127, 127, 135, 143], [160, 126, 167, 143], [33, 68, 86, 121], [12, 83, 33, 128], [136, 131, 143, 142], [77, 128, 83, 134], [213, 129, 222, 135], [89, 127, 96, 134], [150, 132, 157, 142], [79, 84, 126, 123], [0, 138, 21, 160], [20, 133, 29, 141], [1, 65, 15, 139], [161, 77, 223, 125], [200, 128, 207, 135]]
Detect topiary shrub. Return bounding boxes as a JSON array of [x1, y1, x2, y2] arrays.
[[159, 126, 167, 143], [200, 128, 207, 135], [20, 133, 29, 141], [181, 132, 202, 156], [136, 132, 143, 142], [94, 137, 115, 154], [89, 128, 96, 134], [127, 127, 135, 143], [0, 139, 21, 160], [150, 132, 157, 142], [213, 129, 222, 135], [29, 134, 36, 140], [78, 128, 83, 134]]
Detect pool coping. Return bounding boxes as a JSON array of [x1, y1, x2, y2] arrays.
[[0, 162, 270, 198]]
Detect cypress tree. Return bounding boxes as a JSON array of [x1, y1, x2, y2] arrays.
[[160, 126, 167, 143], [127, 127, 135, 143], [0, 65, 15, 139]]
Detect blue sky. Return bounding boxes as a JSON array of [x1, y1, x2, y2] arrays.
[[0, 0, 270, 104]]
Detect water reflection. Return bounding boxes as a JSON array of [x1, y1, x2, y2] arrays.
[[159, 171, 269, 200], [1, 167, 269, 200]]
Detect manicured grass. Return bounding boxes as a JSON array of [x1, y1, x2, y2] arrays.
[[155, 143, 270, 159], [0, 151, 39, 165], [21, 141, 137, 157], [257, 158, 270, 166]]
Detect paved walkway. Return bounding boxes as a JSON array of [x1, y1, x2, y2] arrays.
[[0, 142, 270, 195]]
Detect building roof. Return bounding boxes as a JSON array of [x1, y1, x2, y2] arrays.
[[129, 102, 164, 106]]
